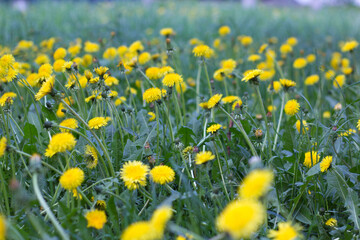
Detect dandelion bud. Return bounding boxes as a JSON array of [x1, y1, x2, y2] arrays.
[[254, 129, 263, 138], [43, 121, 53, 130], [111, 31, 116, 38], [334, 103, 342, 111], [319, 207, 325, 215], [9, 178, 20, 192], [193, 146, 199, 153], [256, 114, 263, 120], [45, 102, 52, 109], [29, 153, 42, 173], [249, 156, 261, 165], [332, 126, 338, 131]]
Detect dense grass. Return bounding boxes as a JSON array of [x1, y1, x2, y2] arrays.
[[0, 1, 360, 240]]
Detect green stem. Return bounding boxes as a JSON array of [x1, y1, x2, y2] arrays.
[[33, 173, 69, 240], [255, 85, 272, 158], [196, 62, 202, 114], [219, 106, 258, 156], [273, 91, 285, 151]]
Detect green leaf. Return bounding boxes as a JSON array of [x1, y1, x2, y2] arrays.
[[306, 163, 320, 177], [176, 126, 196, 146], [328, 167, 360, 230]]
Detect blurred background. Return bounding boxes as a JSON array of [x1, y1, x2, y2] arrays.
[[4, 0, 360, 9]]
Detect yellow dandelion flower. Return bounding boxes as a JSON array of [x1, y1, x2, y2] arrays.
[[333, 74, 346, 88], [121, 221, 156, 240], [162, 73, 183, 87], [159, 66, 174, 77], [320, 156, 332, 172], [35, 76, 55, 101], [325, 70, 335, 80], [213, 68, 232, 81], [218, 25, 231, 36], [248, 54, 261, 62], [120, 161, 149, 190], [115, 96, 127, 106], [240, 36, 253, 47], [323, 111, 331, 119], [222, 96, 239, 104], [95, 200, 106, 210], [192, 44, 213, 58], [284, 100, 300, 116], [232, 99, 243, 110], [280, 44, 293, 56], [85, 210, 107, 230], [0, 54, 15, 69], [0, 214, 5, 240], [207, 124, 222, 134], [220, 59, 237, 70], [143, 87, 162, 103], [59, 167, 84, 190], [238, 169, 274, 199], [59, 118, 78, 132], [103, 47, 117, 60], [268, 222, 302, 240], [84, 41, 100, 53], [307, 54, 316, 63], [88, 117, 110, 130], [150, 165, 175, 185], [138, 52, 151, 65], [293, 58, 307, 69], [242, 69, 263, 82], [341, 40, 358, 52], [280, 79, 296, 89], [195, 151, 215, 165], [148, 112, 156, 122], [104, 76, 119, 86], [53, 48, 67, 60], [160, 28, 175, 36], [295, 120, 309, 134], [175, 82, 187, 93], [129, 40, 144, 53], [325, 218, 337, 227], [268, 81, 282, 93], [150, 206, 173, 238], [85, 145, 98, 169], [35, 54, 50, 65], [287, 37, 298, 46], [0, 92, 16, 107], [94, 66, 109, 77], [45, 133, 77, 158], [0, 137, 7, 158], [304, 75, 319, 86], [303, 151, 320, 168], [216, 199, 265, 239], [207, 94, 222, 109], [145, 67, 162, 80], [268, 105, 277, 112], [199, 102, 209, 110]]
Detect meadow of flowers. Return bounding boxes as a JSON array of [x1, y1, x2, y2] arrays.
[[0, 1, 360, 240]]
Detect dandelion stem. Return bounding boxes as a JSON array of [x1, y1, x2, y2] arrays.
[[255, 85, 272, 158], [219, 106, 258, 157], [32, 173, 70, 240], [273, 91, 285, 151], [196, 62, 202, 113]]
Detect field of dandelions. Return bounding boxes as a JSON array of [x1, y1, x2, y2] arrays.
[[0, 1, 360, 239]]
